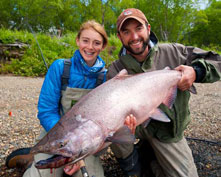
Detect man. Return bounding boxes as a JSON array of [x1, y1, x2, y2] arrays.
[[107, 8, 221, 177]]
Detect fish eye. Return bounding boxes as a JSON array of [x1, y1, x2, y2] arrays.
[[58, 140, 68, 148], [59, 142, 65, 148]]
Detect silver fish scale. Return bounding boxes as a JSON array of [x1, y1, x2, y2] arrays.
[[72, 69, 181, 132], [31, 69, 182, 169]]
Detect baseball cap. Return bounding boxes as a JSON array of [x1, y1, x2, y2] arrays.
[[117, 8, 148, 32]]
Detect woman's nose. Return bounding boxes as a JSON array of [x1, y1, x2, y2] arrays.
[[88, 42, 93, 49]]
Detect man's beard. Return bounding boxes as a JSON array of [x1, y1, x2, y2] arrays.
[[124, 37, 150, 55]]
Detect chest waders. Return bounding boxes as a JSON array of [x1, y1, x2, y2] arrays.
[[22, 59, 105, 177], [60, 59, 105, 115]]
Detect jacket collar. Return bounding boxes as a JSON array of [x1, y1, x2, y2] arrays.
[[73, 50, 106, 75]]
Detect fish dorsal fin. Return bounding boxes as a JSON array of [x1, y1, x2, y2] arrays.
[[163, 66, 171, 70], [118, 69, 128, 76], [150, 108, 171, 122], [162, 85, 177, 108], [142, 118, 151, 128], [106, 126, 135, 144], [115, 69, 129, 79]]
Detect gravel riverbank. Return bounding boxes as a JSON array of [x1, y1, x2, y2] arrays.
[[0, 76, 220, 177]]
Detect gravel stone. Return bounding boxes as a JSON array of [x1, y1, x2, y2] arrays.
[[0, 76, 220, 177]]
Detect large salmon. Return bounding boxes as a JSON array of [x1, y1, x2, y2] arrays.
[[31, 68, 182, 169]]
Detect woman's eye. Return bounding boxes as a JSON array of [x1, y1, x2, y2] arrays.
[[95, 42, 101, 46]]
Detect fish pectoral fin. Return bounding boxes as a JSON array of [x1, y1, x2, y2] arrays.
[[142, 118, 151, 128], [94, 146, 109, 157], [162, 85, 177, 108], [188, 85, 197, 94], [150, 108, 171, 122], [106, 126, 135, 144]]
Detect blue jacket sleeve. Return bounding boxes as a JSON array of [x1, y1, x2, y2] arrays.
[[37, 60, 64, 132]]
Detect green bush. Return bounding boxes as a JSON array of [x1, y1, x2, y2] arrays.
[[201, 45, 221, 55], [0, 28, 33, 44], [103, 34, 122, 66], [0, 29, 121, 76], [0, 29, 77, 76], [0, 29, 122, 76]]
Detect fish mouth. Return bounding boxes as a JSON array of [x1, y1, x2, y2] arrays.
[[35, 155, 73, 169]]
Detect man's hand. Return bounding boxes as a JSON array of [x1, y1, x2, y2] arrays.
[[124, 114, 137, 134], [63, 162, 80, 175], [175, 65, 196, 91]]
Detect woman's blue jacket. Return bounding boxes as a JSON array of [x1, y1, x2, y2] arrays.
[[37, 50, 107, 132]]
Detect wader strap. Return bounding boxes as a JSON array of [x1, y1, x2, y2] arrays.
[[60, 59, 71, 115], [61, 59, 105, 89], [61, 59, 71, 91]]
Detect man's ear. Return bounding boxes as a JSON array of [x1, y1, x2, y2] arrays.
[[147, 24, 151, 35]]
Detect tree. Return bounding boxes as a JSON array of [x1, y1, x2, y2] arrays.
[[0, 0, 15, 29], [185, 0, 221, 47], [0, 0, 64, 32], [134, 0, 199, 42], [0, 0, 218, 46], [53, 0, 83, 32], [78, 0, 135, 34]]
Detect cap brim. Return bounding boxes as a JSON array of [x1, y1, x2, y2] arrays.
[[118, 16, 146, 31]]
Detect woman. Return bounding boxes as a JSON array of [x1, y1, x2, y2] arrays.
[[7, 20, 136, 177], [24, 20, 108, 177]]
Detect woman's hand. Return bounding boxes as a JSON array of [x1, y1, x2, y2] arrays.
[[175, 65, 196, 91], [63, 162, 80, 175], [124, 114, 137, 134]]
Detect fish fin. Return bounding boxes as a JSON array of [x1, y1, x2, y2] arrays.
[[163, 66, 171, 70], [115, 69, 129, 79], [117, 69, 128, 76], [142, 118, 151, 128], [94, 141, 112, 156], [150, 108, 171, 122], [94, 146, 109, 156], [162, 85, 177, 108], [188, 85, 197, 94], [106, 126, 135, 144]]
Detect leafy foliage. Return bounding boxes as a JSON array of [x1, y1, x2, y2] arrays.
[[0, 29, 76, 76], [0, 28, 33, 44], [0, 0, 210, 44], [183, 0, 221, 49], [0, 29, 121, 76], [0, 1, 220, 76]]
